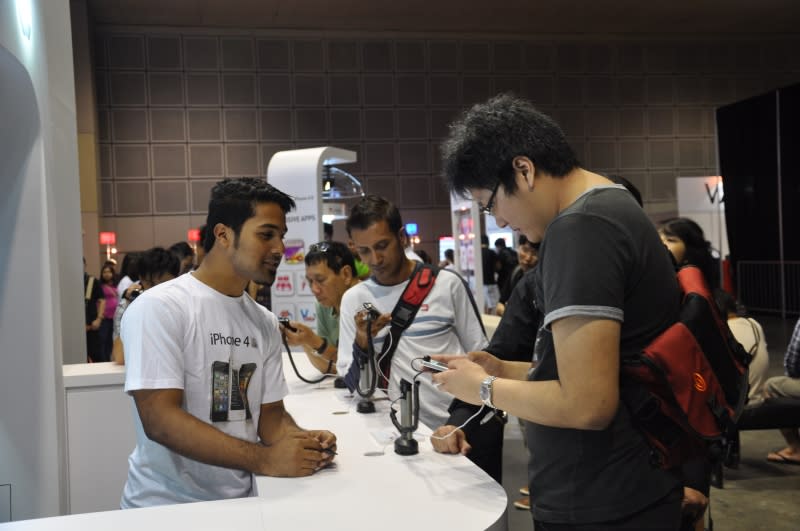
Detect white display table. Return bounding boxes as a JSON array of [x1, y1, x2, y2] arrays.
[[255, 358, 507, 530], [62, 362, 135, 515], [5, 353, 506, 530]]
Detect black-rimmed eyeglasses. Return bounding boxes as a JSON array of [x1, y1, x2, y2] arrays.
[[478, 181, 501, 214]]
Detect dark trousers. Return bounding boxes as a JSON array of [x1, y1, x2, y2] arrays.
[[98, 318, 114, 362], [465, 413, 505, 484], [86, 329, 101, 362], [534, 485, 682, 531]]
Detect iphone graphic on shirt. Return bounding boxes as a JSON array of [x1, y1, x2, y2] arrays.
[[211, 361, 257, 422], [211, 361, 230, 422], [228, 363, 256, 421]]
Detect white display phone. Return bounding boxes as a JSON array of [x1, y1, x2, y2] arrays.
[[420, 359, 449, 372]]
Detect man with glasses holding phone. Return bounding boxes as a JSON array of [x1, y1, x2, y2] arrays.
[[432, 94, 683, 530], [281, 241, 360, 374]]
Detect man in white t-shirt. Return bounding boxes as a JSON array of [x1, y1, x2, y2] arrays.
[[121, 177, 336, 508], [337, 196, 503, 481]]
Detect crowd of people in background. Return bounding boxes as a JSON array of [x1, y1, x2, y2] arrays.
[[83, 229, 207, 363], [75, 93, 800, 530]]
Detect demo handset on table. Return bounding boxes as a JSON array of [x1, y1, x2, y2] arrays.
[[278, 317, 297, 332], [420, 359, 449, 372]]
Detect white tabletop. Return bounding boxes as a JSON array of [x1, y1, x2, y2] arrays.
[[256, 354, 508, 530], [4, 353, 507, 530], [63, 361, 126, 388]]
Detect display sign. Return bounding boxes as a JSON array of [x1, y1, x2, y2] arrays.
[[677, 176, 729, 258], [267, 147, 357, 331]]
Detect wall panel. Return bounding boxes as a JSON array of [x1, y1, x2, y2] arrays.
[[94, 29, 800, 254]]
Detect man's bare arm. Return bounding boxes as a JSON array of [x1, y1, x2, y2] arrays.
[[133, 389, 329, 477], [432, 316, 620, 431]]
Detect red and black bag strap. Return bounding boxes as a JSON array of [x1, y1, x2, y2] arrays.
[[389, 262, 439, 330], [377, 262, 439, 383]]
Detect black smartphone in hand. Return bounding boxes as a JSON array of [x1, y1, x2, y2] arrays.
[[278, 317, 297, 332]]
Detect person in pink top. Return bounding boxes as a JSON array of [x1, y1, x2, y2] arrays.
[[99, 262, 118, 362]]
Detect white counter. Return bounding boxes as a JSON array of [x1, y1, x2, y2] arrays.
[[3, 354, 507, 530], [62, 361, 126, 388], [255, 358, 507, 530], [62, 362, 136, 515]]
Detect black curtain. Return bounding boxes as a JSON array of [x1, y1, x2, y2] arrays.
[[717, 83, 800, 264]]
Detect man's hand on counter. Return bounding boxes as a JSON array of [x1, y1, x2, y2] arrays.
[[258, 429, 337, 477]]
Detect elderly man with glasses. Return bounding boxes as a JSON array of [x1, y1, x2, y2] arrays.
[[281, 241, 360, 374]]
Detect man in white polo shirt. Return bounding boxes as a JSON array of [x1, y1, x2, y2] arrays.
[[337, 195, 504, 482]]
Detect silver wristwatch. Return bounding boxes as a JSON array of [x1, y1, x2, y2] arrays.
[[480, 376, 498, 409]]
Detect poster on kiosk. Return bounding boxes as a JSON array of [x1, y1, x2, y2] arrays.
[[676, 176, 729, 259], [450, 193, 484, 313], [266, 147, 358, 335]]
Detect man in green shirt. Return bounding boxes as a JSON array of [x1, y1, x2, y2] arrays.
[[282, 241, 360, 374]]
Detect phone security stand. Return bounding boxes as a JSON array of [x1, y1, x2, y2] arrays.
[[355, 305, 382, 414], [356, 359, 377, 413], [391, 378, 420, 455]]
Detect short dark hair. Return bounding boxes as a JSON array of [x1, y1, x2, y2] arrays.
[[714, 288, 740, 317], [304, 241, 355, 275], [444, 249, 454, 261], [442, 94, 579, 198], [205, 177, 295, 252], [169, 241, 194, 260], [494, 238, 507, 248], [138, 247, 180, 282], [607, 174, 643, 207], [518, 234, 539, 251], [197, 224, 208, 248], [416, 249, 433, 264], [119, 252, 141, 281], [346, 195, 403, 236]]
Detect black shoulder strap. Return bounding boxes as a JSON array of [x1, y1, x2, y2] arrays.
[[746, 318, 760, 356], [438, 267, 486, 337], [85, 276, 95, 301]]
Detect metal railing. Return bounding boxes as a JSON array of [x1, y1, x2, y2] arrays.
[[736, 261, 800, 318]]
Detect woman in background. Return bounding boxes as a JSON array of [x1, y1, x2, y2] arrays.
[[659, 217, 719, 289], [116, 252, 140, 301], [112, 247, 179, 364], [98, 262, 118, 362], [659, 217, 719, 531]]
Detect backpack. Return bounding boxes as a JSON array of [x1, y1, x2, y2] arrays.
[[621, 265, 752, 469]]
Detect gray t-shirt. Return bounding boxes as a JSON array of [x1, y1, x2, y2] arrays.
[[526, 185, 681, 524]]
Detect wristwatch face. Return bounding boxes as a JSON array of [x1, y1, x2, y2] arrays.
[[480, 377, 492, 403]]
